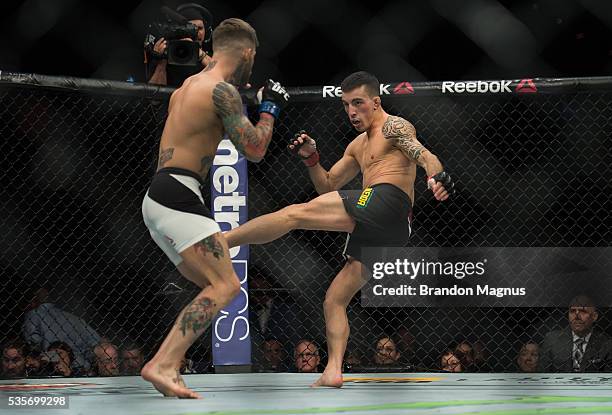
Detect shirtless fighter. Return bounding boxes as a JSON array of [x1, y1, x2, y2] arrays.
[[141, 18, 289, 398], [225, 71, 453, 387]]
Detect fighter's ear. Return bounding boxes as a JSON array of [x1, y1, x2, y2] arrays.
[[373, 96, 381, 109]]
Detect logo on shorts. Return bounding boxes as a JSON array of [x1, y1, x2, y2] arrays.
[[357, 187, 374, 208], [164, 235, 176, 247]]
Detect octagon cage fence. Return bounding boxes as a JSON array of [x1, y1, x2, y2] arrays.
[[0, 72, 611, 378]]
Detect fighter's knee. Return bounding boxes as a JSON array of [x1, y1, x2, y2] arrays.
[[221, 275, 241, 299], [323, 291, 346, 309], [283, 203, 309, 227]]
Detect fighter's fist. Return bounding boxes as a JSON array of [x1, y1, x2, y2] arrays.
[[427, 171, 454, 201], [258, 79, 290, 118], [288, 130, 319, 167]]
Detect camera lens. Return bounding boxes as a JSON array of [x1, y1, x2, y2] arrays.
[[167, 40, 199, 66]]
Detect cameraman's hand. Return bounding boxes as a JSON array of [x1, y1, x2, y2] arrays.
[[153, 37, 167, 58]]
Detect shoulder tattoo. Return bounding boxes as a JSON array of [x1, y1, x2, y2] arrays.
[[382, 115, 425, 161], [212, 82, 242, 118]]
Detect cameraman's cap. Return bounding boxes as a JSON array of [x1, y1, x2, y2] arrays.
[[177, 4, 212, 25]]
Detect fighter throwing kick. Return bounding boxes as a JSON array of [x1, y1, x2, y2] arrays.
[[225, 71, 454, 388]]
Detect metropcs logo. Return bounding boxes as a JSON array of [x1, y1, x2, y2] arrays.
[[212, 140, 249, 345]]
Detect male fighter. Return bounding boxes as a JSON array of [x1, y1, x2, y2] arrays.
[[225, 71, 453, 387], [141, 18, 289, 398]]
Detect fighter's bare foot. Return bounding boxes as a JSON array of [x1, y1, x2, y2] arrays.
[[141, 362, 201, 399], [311, 370, 343, 388]]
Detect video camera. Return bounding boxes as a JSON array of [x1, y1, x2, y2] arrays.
[[144, 6, 200, 66]]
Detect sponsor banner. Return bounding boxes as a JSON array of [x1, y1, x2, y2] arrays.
[[361, 247, 612, 307], [211, 138, 250, 366], [318, 79, 541, 98]]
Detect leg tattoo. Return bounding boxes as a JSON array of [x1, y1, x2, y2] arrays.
[[180, 297, 216, 336], [195, 234, 224, 260]]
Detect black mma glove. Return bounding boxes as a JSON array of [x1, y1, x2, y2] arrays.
[[427, 171, 455, 199], [288, 130, 319, 167], [258, 79, 290, 119]]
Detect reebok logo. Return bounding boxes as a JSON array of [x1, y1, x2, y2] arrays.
[[393, 82, 414, 95], [515, 79, 537, 93], [442, 80, 512, 94], [322, 84, 392, 98]]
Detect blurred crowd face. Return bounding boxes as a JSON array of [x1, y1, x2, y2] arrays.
[[517, 342, 539, 373], [294, 341, 320, 373], [2, 347, 25, 378], [568, 306, 598, 337], [48, 347, 71, 377], [374, 337, 400, 365], [121, 348, 144, 375], [263, 340, 283, 369], [25, 354, 41, 376], [441, 352, 462, 372], [455, 342, 474, 367], [95, 344, 120, 376]]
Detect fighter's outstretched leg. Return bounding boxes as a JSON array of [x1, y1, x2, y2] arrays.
[[141, 232, 240, 398], [312, 257, 368, 388], [225, 191, 355, 248]]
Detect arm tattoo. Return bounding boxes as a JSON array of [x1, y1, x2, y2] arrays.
[[195, 233, 224, 260], [199, 155, 215, 178], [212, 82, 273, 159], [180, 297, 216, 336], [382, 115, 426, 161], [158, 147, 174, 167]]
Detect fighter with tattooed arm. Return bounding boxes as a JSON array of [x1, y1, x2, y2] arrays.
[[224, 71, 454, 388], [141, 18, 289, 398]]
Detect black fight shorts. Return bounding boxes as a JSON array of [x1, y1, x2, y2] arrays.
[[338, 183, 412, 262]]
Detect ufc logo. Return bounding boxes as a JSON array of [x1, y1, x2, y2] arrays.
[[271, 81, 290, 101]]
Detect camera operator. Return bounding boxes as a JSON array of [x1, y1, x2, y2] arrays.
[[147, 4, 213, 87]]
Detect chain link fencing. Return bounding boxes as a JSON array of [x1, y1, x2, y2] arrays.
[[1, 74, 611, 378]]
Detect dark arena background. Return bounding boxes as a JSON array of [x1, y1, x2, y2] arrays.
[[1, 1, 612, 415]]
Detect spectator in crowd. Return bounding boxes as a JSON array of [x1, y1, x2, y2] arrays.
[[249, 271, 299, 344], [343, 350, 362, 372], [440, 349, 463, 372], [121, 343, 145, 376], [43, 341, 73, 377], [24, 349, 42, 377], [455, 341, 475, 371], [147, 4, 213, 86], [294, 340, 320, 373], [396, 327, 415, 364], [538, 295, 612, 372], [92, 342, 120, 376], [180, 357, 197, 374], [472, 340, 488, 368], [22, 287, 101, 374], [259, 339, 284, 372], [1, 342, 25, 378], [374, 336, 401, 366], [517, 341, 539, 373]]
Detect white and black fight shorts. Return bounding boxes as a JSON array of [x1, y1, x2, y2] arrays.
[[142, 167, 220, 265]]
